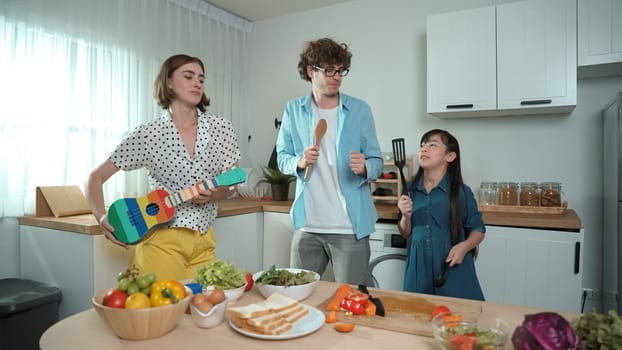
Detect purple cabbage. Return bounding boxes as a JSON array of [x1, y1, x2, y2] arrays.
[[512, 312, 582, 350]]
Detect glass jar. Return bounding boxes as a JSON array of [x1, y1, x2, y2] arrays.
[[498, 182, 518, 206], [479, 182, 498, 205], [519, 182, 539, 207], [540, 182, 563, 207]]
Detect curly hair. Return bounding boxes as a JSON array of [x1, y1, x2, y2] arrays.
[[153, 54, 210, 112], [297, 38, 352, 82]]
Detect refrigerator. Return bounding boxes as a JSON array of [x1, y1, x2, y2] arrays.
[[603, 92, 622, 314]]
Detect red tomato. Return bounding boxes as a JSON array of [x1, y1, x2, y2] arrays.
[[244, 272, 253, 292], [431, 305, 451, 320], [103, 289, 127, 308]]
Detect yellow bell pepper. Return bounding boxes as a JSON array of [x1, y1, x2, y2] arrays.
[[150, 280, 186, 307]]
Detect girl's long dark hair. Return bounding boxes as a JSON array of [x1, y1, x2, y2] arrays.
[[410, 129, 463, 246]]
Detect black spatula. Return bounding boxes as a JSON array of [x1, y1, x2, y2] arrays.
[[392, 138, 408, 195]]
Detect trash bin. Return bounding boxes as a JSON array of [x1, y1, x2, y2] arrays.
[[0, 278, 62, 350]]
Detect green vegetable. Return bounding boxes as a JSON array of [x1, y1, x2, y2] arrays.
[[193, 260, 245, 290], [573, 309, 622, 349], [255, 265, 316, 287]]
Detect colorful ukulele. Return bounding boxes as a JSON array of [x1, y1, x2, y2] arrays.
[[108, 167, 246, 244]]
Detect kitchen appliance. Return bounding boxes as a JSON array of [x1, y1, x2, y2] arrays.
[[603, 92, 622, 314], [369, 223, 407, 291]]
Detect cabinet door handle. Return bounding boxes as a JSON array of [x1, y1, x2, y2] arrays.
[[520, 99, 552, 106], [574, 242, 580, 275], [446, 104, 474, 109]]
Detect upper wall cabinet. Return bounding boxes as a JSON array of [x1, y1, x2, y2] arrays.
[[427, 0, 576, 118], [577, 0, 622, 78]]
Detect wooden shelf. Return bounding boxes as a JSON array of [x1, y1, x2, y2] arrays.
[[369, 156, 413, 203]]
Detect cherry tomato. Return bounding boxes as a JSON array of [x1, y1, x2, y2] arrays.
[[103, 289, 127, 308], [431, 305, 451, 320], [244, 272, 253, 292]]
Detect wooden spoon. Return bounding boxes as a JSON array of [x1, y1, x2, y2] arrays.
[[303, 119, 327, 181]]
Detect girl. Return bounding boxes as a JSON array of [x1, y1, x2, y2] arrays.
[[397, 129, 485, 300]]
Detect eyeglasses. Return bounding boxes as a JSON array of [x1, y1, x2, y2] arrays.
[[312, 65, 349, 77]]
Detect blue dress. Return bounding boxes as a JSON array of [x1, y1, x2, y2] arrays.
[[403, 175, 486, 301]]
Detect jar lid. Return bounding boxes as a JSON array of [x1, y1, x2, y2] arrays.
[[520, 182, 538, 187], [498, 182, 518, 187], [539, 182, 562, 188]]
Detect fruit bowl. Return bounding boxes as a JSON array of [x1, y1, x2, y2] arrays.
[[91, 287, 191, 340], [252, 268, 319, 301], [431, 311, 510, 350]]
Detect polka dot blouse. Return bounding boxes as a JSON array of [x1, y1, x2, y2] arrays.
[[109, 110, 241, 234]]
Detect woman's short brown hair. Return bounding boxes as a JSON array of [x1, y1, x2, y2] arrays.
[[153, 54, 210, 112], [297, 38, 352, 82]]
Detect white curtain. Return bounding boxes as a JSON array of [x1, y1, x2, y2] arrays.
[[0, 0, 251, 217]]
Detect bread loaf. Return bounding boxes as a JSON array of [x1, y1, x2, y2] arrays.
[[227, 293, 308, 335]]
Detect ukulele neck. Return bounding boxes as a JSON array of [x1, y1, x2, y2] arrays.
[[166, 178, 219, 207]]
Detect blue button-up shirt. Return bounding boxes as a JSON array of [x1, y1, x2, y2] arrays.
[[276, 93, 383, 238]]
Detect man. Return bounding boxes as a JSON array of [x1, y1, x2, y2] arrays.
[[276, 37, 383, 285]]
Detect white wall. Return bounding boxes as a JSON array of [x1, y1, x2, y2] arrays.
[[245, 0, 622, 311]]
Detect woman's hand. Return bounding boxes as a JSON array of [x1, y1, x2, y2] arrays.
[[193, 188, 215, 205], [98, 214, 129, 248]]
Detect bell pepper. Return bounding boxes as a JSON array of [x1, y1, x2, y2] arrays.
[[150, 280, 186, 307], [340, 291, 369, 315]]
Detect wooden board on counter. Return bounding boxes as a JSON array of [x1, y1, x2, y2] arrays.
[[478, 202, 567, 215], [316, 287, 482, 337]]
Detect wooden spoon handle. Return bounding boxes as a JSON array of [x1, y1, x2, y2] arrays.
[[303, 119, 327, 182], [303, 164, 313, 181]]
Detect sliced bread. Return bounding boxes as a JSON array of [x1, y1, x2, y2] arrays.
[[227, 292, 299, 320]]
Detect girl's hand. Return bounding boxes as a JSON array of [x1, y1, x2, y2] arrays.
[[397, 194, 413, 217], [447, 243, 470, 265], [193, 188, 215, 205]]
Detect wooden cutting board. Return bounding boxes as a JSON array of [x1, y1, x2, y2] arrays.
[[316, 287, 483, 337]]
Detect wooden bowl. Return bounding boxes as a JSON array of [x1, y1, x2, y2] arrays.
[[92, 287, 191, 340]]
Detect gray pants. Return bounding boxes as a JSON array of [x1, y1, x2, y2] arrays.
[[290, 230, 373, 286]]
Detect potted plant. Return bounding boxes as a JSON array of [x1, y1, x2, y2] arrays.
[[257, 166, 296, 201]]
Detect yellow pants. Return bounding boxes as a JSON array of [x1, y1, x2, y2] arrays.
[[132, 226, 217, 281]]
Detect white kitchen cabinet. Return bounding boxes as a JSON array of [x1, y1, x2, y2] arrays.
[[475, 225, 583, 313], [427, 0, 576, 118], [213, 213, 263, 273], [427, 6, 497, 116], [19, 225, 134, 319], [577, 0, 622, 78], [262, 212, 293, 270], [578, 0, 622, 66]]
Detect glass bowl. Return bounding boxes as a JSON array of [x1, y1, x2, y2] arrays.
[[431, 311, 510, 350]]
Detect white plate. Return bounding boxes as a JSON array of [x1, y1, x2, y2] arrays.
[[228, 304, 324, 340]]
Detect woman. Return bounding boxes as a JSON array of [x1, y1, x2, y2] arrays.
[[397, 129, 485, 300], [87, 54, 241, 280]]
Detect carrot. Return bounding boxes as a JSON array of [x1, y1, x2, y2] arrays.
[[325, 311, 337, 323], [334, 323, 356, 333], [442, 313, 464, 328], [364, 303, 376, 316], [326, 284, 353, 311]]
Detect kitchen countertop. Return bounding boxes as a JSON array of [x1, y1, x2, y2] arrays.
[[18, 198, 582, 234], [40, 280, 580, 350]]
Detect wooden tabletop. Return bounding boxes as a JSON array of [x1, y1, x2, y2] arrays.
[[40, 280, 580, 350]]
